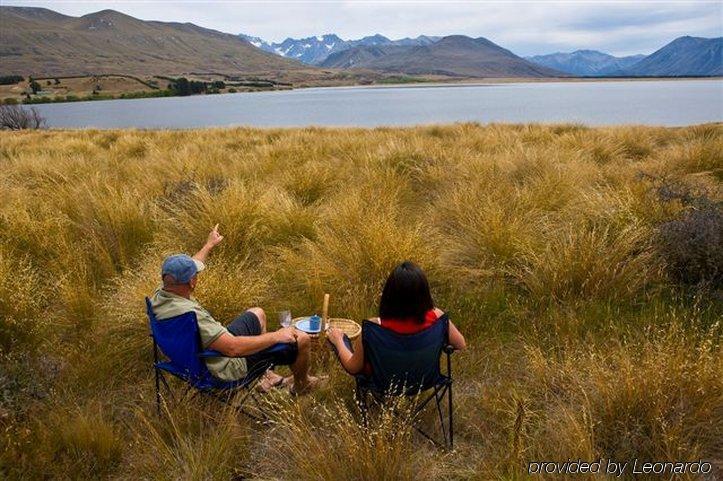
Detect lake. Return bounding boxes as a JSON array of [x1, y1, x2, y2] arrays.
[[32, 79, 723, 129]]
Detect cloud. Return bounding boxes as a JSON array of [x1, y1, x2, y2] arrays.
[[4, 0, 722, 56]]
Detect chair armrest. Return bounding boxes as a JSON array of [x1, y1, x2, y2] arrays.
[[198, 349, 224, 358], [265, 342, 297, 354], [199, 343, 295, 359]]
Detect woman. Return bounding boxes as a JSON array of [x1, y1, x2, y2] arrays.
[[327, 261, 466, 374]]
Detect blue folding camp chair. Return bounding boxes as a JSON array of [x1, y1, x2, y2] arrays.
[[354, 314, 455, 449], [145, 297, 290, 422]]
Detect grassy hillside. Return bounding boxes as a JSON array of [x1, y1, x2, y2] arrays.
[[0, 124, 721, 480], [0, 75, 159, 103], [0, 7, 306, 77], [0, 6, 403, 89]]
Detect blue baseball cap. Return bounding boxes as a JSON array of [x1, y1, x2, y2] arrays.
[[161, 254, 205, 284]]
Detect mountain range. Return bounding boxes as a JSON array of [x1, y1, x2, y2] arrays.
[[0, 6, 304, 77], [525, 50, 646, 76], [0, 7, 560, 79], [241, 30, 722, 77], [320, 36, 562, 77], [239, 33, 440, 65], [240, 32, 560, 78], [1, 6, 720, 81]]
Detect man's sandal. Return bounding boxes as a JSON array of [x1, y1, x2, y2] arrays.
[[256, 371, 285, 393]]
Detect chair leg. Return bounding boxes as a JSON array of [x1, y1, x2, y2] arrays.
[[444, 350, 454, 449], [181, 383, 194, 399], [154, 368, 161, 416], [447, 382, 454, 449], [236, 363, 274, 424], [188, 386, 200, 401], [158, 371, 173, 400], [413, 391, 444, 449], [410, 385, 454, 450], [434, 386, 448, 447], [414, 425, 440, 447]]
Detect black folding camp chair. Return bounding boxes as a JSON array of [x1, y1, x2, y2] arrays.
[[353, 315, 455, 449]]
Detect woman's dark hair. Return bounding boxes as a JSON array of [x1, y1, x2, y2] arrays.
[[379, 261, 434, 324]]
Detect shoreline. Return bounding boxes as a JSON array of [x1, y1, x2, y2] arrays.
[[8, 75, 722, 105], [308, 76, 723, 91], [21, 122, 722, 134]]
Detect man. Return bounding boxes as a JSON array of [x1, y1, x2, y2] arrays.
[[150, 224, 321, 394]]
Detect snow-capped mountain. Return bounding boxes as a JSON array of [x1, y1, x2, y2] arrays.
[[238, 34, 272, 50], [239, 33, 440, 65], [273, 34, 345, 64]]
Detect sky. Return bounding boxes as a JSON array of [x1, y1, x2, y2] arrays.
[[4, 1, 722, 56]]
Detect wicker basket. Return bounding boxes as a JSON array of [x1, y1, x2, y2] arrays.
[[326, 318, 361, 341], [292, 316, 361, 340]]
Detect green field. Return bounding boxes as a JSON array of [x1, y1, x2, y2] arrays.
[[0, 123, 721, 480]]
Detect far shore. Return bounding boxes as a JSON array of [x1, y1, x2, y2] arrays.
[[319, 75, 723, 91], [3, 73, 721, 106]]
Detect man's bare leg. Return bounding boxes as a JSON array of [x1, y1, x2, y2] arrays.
[[246, 308, 322, 393], [289, 331, 324, 394], [248, 307, 268, 332], [247, 307, 284, 389]]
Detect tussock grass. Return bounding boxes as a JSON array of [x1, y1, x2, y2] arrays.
[[129, 398, 253, 480], [255, 396, 422, 481], [0, 123, 721, 480], [0, 248, 44, 350]]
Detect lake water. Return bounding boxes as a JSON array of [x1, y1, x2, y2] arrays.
[[33, 79, 723, 129]]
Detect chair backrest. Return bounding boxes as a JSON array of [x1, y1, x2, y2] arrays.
[[145, 297, 211, 384], [362, 314, 449, 395]]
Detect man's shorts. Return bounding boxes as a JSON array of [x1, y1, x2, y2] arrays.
[[226, 310, 298, 370]]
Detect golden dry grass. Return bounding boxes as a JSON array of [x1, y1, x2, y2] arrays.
[[0, 123, 721, 480]]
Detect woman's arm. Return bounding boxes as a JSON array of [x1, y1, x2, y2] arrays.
[[328, 327, 365, 374], [448, 321, 466, 350], [435, 308, 465, 351]]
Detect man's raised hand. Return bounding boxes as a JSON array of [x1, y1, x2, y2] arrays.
[[206, 223, 224, 249]]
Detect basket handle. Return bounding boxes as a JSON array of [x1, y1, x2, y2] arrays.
[[322, 293, 330, 329]]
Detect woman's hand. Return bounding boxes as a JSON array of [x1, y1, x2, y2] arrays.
[[326, 326, 344, 345]]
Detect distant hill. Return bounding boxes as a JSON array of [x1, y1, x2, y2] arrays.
[[239, 33, 440, 65], [614, 36, 722, 76], [0, 6, 306, 77], [525, 50, 646, 76], [320, 35, 563, 77]]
